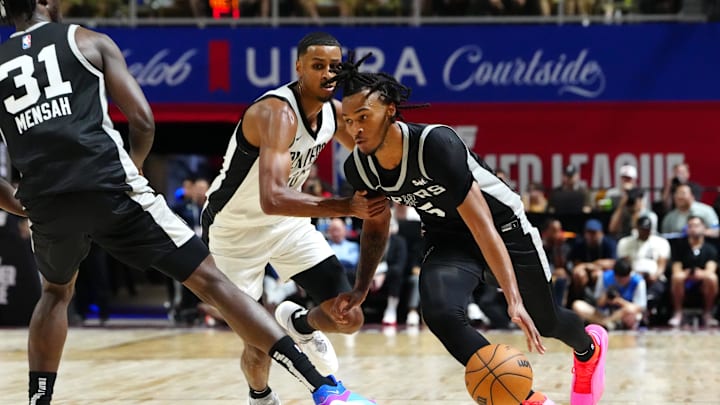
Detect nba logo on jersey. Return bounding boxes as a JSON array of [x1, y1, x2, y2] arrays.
[[22, 34, 31, 50]]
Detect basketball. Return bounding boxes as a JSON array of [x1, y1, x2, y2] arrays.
[[465, 344, 533, 405]]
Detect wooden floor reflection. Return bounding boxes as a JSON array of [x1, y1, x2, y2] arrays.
[[1, 323, 718, 404]]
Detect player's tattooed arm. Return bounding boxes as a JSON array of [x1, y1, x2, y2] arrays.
[[354, 213, 391, 293], [0, 178, 25, 217], [334, 208, 391, 316]]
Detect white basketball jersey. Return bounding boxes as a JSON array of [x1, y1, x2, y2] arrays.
[[205, 82, 336, 228]]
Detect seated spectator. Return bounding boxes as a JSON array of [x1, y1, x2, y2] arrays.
[[661, 184, 719, 238], [394, 204, 422, 326], [371, 218, 408, 326], [617, 215, 670, 322], [568, 218, 617, 305], [541, 218, 572, 306], [668, 216, 719, 327], [572, 258, 646, 330], [521, 181, 548, 214], [327, 217, 359, 281], [300, 0, 357, 19], [469, 283, 510, 328], [563, 0, 596, 16], [662, 162, 704, 213], [608, 187, 657, 240], [598, 164, 644, 210], [0, 213, 41, 327], [302, 164, 333, 198], [547, 164, 591, 214], [357, 0, 404, 16], [618, 216, 670, 281]]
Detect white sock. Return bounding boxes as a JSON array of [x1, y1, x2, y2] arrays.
[[386, 296, 399, 312]]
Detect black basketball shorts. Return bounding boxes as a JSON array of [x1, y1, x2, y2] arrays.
[[25, 190, 209, 284]]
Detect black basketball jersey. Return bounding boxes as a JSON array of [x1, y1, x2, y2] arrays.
[[344, 122, 530, 244], [0, 22, 148, 201]]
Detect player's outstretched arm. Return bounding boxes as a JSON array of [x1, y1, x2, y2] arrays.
[[75, 27, 155, 173], [0, 178, 25, 217], [247, 99, 386, 219], [458, 183, 545, 354], [334, 205, 391, 318]]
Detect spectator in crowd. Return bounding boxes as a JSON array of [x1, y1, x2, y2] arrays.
[[521, 181, 548, 214], [607, 187, 657, 240], [327, 217, 360, 281], [662, 162, 704, 212], [469, 283, 512, 329], [661, 184, 719, 238], [668, 216, 719, 327], [599, 164, 642, 210], [172, 176, 207, 234], [371, 218, 408, 326], [572, 258, 646, 331], [563, 0, 596, 16], [169, 176, 209, 324], [618, 216, 670, 281], [299, 0, 359, 19], [174, 175, 196, 204], [302, 164, 333, 198], [478, 0, 543, 16], [356, 0, 404, 16], [616, 215, 670, 321], [0, 212, 41, 327], [73, 244, 112, 325], [548, 164, 592, 214], [568, 219, 617, 305], [541, 218, 572, 306], [393, 204, 423, 326]]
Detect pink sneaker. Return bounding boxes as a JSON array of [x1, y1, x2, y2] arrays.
[[571, 324, 608, 405]]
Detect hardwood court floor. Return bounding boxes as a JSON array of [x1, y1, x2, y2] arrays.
[[1, 323, 719, 404]]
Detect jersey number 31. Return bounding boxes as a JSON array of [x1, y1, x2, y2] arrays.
[[0, 44, 72, 114]]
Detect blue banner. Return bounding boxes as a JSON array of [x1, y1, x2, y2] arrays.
[[3, 23, 720, 103]]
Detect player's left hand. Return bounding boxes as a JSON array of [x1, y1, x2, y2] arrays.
[[507, 302, 546, 354], [332, 288, 368, 324]]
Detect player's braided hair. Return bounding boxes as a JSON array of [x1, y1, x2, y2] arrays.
[[0, 0, 36, 21], [328, 52, 428, 121]]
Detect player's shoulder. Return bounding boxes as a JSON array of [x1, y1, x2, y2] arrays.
[[409, 122, 466, 161], [407, 122, 461, 148], [343, 149, 366, 184], [245, 95, 297, 122], [343, 149, 361, 172]]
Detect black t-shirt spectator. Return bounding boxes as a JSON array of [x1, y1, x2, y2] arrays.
[[568, 237, 617, 265], [672, 240, 718, 270]]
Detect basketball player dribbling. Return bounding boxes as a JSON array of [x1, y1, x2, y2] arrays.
[[331, 55, 609, 405], [201, 32, 390, 404], [0, 2, 376, 404]]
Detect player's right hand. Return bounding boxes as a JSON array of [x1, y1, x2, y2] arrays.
[[349, 190, 389, 219], [507, 302, 546, 355], [332, 288, 368, 324]]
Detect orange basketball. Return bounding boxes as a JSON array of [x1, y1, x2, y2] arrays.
[[465, 344, 533, 405]]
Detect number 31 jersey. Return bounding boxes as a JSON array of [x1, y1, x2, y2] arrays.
[[0, 22, 148, 201]]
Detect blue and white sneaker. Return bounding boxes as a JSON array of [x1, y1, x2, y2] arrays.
[[313, 375, 377, 405]]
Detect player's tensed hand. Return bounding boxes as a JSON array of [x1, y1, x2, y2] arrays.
[[332, 289, 367, 324], [507, 302, 546, 355], [349, 190, 389, 219]]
